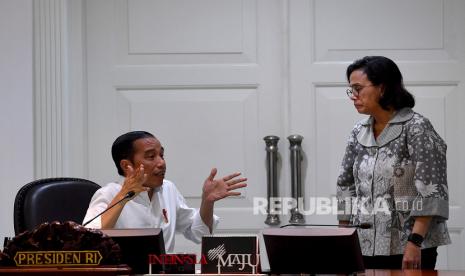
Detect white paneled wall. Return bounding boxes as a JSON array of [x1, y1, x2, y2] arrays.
[[84, 0, 283, 259], [0, 0, 34, 245], [33, 0, 68, 178], [1, 0, 464, 270]]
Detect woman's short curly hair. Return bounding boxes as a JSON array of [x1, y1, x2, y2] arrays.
[[347, 56, 415, 110]]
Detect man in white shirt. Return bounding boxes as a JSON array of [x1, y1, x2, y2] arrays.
[[83, 131, 247, 252]]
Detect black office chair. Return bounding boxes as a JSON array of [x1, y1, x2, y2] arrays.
[[13, 177, 100, 235]]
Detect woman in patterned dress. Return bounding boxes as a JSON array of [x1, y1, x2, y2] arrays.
[[337, 56, 450, 270]]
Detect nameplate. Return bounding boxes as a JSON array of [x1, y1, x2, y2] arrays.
[[201, 235, 260, 274], [14, 251, 102, 267]]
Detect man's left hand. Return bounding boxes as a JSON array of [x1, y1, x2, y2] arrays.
[[202, 168, 247, 203]]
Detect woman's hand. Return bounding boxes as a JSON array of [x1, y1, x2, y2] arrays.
[[402, 242, 421, 269]]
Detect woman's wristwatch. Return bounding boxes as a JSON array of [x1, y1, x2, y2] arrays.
[[408, 233, 424, 247]]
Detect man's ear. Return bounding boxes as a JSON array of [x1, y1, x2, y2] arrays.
[[120, 159, 132, 176]]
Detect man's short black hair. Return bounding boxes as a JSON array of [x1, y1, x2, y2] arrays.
[[346, 56, 415, 110], [111, 131, 155, 176]]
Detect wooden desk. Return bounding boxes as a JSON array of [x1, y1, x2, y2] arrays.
[[143, 272, 465, 276], [0, 265, 131, 275], [264, 271, 465, 276], [364, 270, 465, 276], [0, 268, 464, 276]]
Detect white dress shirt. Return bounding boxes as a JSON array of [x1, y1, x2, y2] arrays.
[[83, 179, 219, 252]]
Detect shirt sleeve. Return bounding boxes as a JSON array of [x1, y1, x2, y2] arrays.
[[174, 187, 220, 244], [337, 125, 359, 221], [82, 186, 115, 229], [408, 117, 449, 220]]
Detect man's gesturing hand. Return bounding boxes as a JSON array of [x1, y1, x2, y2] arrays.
[[202, 168, 247, 203], [121, 164, 150, 199]]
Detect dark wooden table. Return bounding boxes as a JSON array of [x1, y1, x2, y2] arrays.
[[0, 264, 131, 275], [363, 270, 465, 276]]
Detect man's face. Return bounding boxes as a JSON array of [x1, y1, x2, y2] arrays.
[[127, 137, 166, 188]]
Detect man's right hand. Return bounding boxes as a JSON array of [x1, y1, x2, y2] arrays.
[[119, 164, 149, 200], [101, 164, 149, 228]]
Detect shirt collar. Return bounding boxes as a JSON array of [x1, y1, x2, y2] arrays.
[[360, 107, 414, 126], [357, 108, 414, 147], [389, 107, 414, 124]]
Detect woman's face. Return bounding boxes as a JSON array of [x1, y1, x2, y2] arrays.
[[348, 69, 384, 116]]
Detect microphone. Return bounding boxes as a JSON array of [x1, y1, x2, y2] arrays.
[[82, 191, 135, 227], [280, 223, 372, 229]]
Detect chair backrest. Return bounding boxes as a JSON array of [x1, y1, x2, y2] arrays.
[[14, 177, 100, 235]]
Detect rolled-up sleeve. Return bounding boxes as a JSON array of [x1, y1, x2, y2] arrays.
[[174, 190, 220, 244]]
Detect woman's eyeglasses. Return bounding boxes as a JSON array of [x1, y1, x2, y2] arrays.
[[346, 84, 375, 98]]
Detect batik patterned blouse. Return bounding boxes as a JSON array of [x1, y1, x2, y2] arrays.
[[337, 107, 450, 256]]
